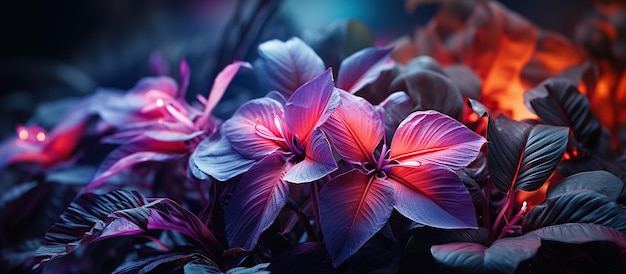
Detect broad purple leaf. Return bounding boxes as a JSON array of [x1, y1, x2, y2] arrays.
[[389, 165, 477, 228], [224, 153, 291, 250], [284, 68, 340, 143], [336, 47, 393, 93], [86, 138, 185, 192], [192, 131, 255, 181], [431, 223, 626, 273], [547, 170, 624, 201], [525, 78, 603, 149], [319, 169, 394, 267], [390, 110, 485, 170], [487, 114, 569, 192], [283, 129, 337, 183], [322, 92, 383, 164], [522, 190, 626, 234], [257, 37, 325, 98], [34, 190, 221, 270], [222, 97, 284, 159]]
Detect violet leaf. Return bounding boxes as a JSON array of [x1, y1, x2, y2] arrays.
[[431, 223, 626, 273], [336, 47, 393, 94], [34, 190, 222, 270], [256, 37, 325, 98], [191, 131, 255, 181], [224, 152, 291, 250], [114, 252, 221, 274], [377, 91, 415, 142], [319, 169, 394, 267], [547, 170, 624, 201], [522, 190, 626, 234]]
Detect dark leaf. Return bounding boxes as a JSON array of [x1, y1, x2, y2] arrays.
[[400, 227, 488, 273], [547, 170, 625, 201], [522, 190, 626, 234], [487, 114, 568, 192], [114, 252, 221, 274], [336, 47, 393, 94], [34, 190, 222, 270], [431, 223, 626, 273], [267, 242, 335, 274], [391, 69, 463, 120], [525, 78, 605, 150]]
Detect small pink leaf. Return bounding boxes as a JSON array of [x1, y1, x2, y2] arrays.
[[224, 152, 291, 250], [198, 61, 251, 126], [319, 169, 394, 267]]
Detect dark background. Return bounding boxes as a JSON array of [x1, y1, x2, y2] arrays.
[[0, 0, 591, 136]]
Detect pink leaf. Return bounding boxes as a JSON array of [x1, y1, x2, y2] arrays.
[[389, 164, 477, 228], [198, 61, 251, 127], [284, 68, 340, 143], [283, 129, 337, 183], [222, 97, 285, 159], [322, 92, 384, 165], [319, 169, 394, 267], [336, 47, 394, 93], [257, 37, 326, 98], [224, 153, 291, 250], [390, 110, 485, 169]]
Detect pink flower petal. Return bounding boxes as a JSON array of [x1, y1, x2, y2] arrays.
[[284, 69, 340, 143], [222, 97, 285, 159], [283, 129, 337, 183], [319, 169, 394, 267], [224, 152, 291, 250], [322, 92, 384, 164], [388, 164, 477, 228], [198, 61, 252, 127], [390, 110, 485, 170]]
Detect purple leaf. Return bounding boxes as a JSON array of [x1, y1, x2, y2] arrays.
[[86, 138, 185, 192], [284, 68, 340, 143], [224, 153, 291, 250], [283, 129, 337, 183], [390, 110, 485, 170], [197, 61, 251, 128], [389, 165, 477, 228], [336, 47, 393, 93], [256, 37, 325, 98], [192, 131, 255, 181], [319, 170, 394, 267], [322, 92, 383, 165], [222, 97, 284, 160], [33, 190, 221, 270]]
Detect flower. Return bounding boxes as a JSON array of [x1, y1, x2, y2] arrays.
[[195, 69, 340, 250], [319, 91, 485, 266]]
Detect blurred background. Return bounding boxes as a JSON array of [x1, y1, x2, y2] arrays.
[[0, 0, 592, 137]]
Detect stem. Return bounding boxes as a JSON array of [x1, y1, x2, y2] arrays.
[[490, 190, 516, 242], [310, 180, 321, 239], [497, 201, 527, 240], [285, 199, 318, 242]]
